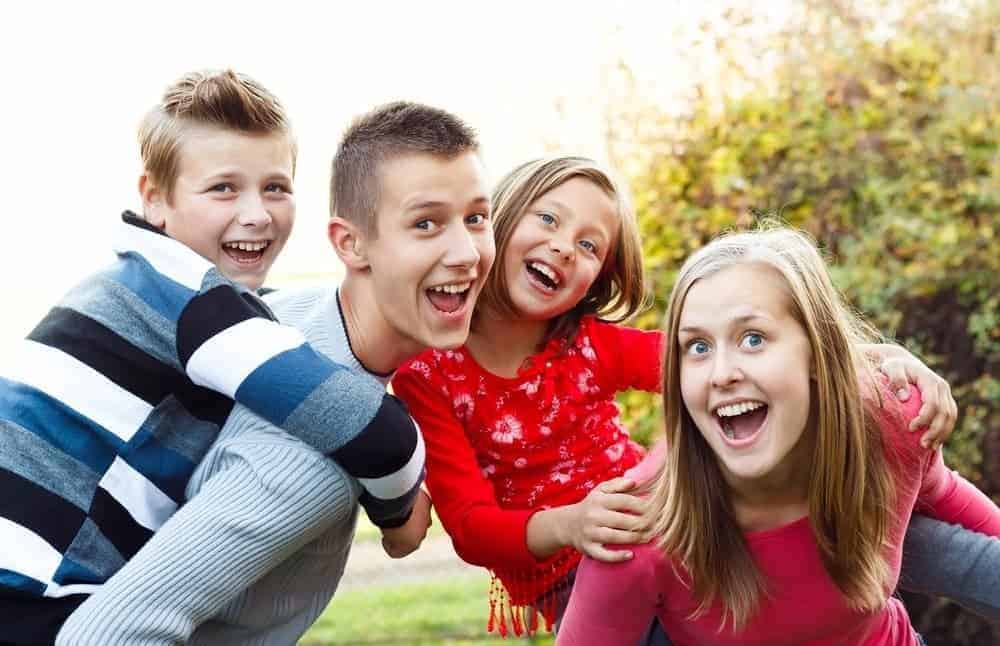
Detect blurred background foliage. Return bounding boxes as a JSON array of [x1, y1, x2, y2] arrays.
[[610, 1, 997, 642]]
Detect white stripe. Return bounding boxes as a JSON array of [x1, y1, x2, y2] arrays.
[[99, 457, 178, 531], [44, 582, 102, 598], [0, 517, 61, 586], [186, 318, 307, 397], [357, 424, 426, 500], [112, 218, 211, 291], [0, 340, 153, 442]]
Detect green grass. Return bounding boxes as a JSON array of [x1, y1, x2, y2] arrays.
[[301, 574, 554, 645], [353, 509, 447, 544]]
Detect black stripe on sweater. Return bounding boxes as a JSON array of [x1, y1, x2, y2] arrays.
[[330, 394, 418, 479], [176, 286, 275, 368], [89, 488, 154, 561], [0, 467, 86, 553]]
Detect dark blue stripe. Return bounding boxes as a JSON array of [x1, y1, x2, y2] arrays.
[[103, 253, 194, 322], [122, 427, 198, 503], [51, 557, 102, 587], [359, 473, 424, 529], [0, 570, 47, 597], [0, 377, 121, 474], [234, 343, 338, 425], [331, 394, 418, 478]]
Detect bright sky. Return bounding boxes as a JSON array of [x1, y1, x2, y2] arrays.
[[1, 0, 792, 352]]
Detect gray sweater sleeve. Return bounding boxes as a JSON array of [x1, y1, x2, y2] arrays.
[[55, 431, 357, 645]]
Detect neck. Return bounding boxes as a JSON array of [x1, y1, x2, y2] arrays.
[[338, 275, 423, 375], [467, 307, 551, 376], [726, 430, 815, 521]]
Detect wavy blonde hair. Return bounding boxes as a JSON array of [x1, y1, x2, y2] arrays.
[[476, 156, 647, 345], [646, 223, 894, 630]]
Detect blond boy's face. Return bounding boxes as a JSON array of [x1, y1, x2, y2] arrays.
[[144, 126, 295, 290], [358, 151, 495, 355]]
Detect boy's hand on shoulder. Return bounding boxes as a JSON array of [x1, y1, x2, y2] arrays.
[[876, 352, 957, 450], [380, 488, 432, 559]]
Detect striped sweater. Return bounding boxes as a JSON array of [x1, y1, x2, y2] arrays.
[[0, 213, 423, 644]]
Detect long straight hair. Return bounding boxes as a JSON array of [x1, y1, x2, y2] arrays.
[[646, 224, 894, 630]]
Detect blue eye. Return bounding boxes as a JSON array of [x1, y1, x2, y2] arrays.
[[741, 333, 764, 349], [538, 212, 556, 226], [265, 183, 291, 194], [686, 340, 710, 356], [415, 219, 435, 231], [467, 213, 488, 226], [210, 183, 235, 193], [579, 239, 597, 254]]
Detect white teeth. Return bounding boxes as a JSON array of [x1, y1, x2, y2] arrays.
[[715, 401, 765, 418], [529, 262, 559, 285], [430, 282, 472, 295], [224, 241, 270, 252]]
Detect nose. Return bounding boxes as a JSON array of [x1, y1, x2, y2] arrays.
[[548, 236, 573, 262], [710, 349, 744, 389], [443, 223, 481, 269], [236, 195, 272, 227]]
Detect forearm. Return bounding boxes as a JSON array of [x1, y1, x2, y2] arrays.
[[901, 514, 1000, 622], [526, 506, 572, 560], [58, 440, 355, 645]]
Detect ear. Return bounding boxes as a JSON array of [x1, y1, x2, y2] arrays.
[[328, 216, 370, 270], [139, 174, 167, 229]]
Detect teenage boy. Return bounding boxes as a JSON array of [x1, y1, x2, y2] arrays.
[[0, 72, 423, 645], [58, 100, 496, 644]]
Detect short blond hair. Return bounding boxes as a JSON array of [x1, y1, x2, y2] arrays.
[[139, 69, 295, 203], [477, 156, 647, 344], [330, 101, 479, 235]]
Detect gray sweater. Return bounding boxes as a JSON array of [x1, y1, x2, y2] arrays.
[[57, 287, 383, 645]]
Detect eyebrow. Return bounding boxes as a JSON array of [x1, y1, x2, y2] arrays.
[[406, 196, 491, 212], [679, 313, 771, 335]]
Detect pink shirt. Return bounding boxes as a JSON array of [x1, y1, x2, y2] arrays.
[[558, 388, 1000, 645]]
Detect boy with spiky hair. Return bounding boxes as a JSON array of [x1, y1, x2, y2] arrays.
[[57, 100, 496, 645], [0, 72, 424, 644]]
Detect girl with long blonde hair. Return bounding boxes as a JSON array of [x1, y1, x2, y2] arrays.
[[558, 225, 1000, 645]]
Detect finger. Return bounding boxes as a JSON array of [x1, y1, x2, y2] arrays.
[[593, 492, 648, 515], [880, 359, 911, 402], [589, 526, 648, 546], [582, 543, 634, 563], [587, 509, 648, 534], [597, 477, 637, 494]]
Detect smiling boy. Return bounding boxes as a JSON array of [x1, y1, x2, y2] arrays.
[[0, 72, 424, 645], [57, 101, 496, 645]]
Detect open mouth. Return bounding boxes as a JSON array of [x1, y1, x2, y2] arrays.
[[714, 401, 768, 444], [426, 281, 472, 314], [222, 240, 271, 265], [525, 261, 561, 292]]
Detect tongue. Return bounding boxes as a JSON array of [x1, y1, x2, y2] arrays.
[[427, 290, 463, 313], [224, 247, 263, 263], [726, 406, 768, 440]]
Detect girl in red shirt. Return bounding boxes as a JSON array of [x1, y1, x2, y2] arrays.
[[558, 226, 1000, 645], [391, 158, 973, 637]]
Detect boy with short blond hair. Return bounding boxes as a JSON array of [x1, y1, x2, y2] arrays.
[[0, 71, 423, 645], [58, 100, 496, 645]]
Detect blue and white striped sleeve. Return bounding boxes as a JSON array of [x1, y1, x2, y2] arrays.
[[174, 279, 423, 527]]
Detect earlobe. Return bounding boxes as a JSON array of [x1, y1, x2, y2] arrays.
[[139, 175, 166, 229], [328, 217, 369, 270]]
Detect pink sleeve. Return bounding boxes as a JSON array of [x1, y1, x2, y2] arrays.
[[591, 321, 664, 394], [391, 362, 539, 569], [557, 546, 661, 646], [917, 449, 1000, 536], [887, 385, 1000, 536]]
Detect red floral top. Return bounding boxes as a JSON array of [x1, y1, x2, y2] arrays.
[[392, 317, 663, 634]]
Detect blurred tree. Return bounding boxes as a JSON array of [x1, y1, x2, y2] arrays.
[[609, 1, 998, 642]]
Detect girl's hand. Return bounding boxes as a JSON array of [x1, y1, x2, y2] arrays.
[[562, 477, 649, 562], [877, 353, 958, 450]]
